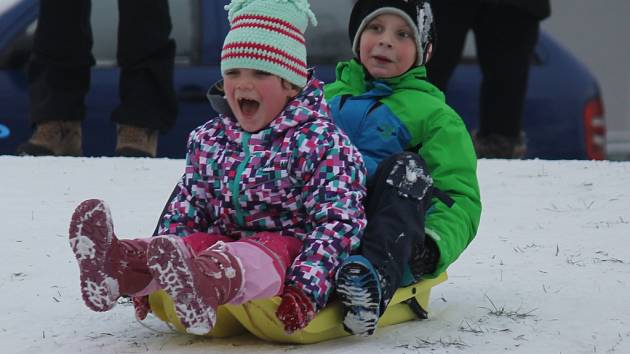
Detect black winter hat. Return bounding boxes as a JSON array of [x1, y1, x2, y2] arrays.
[[348, 0, 436, 65]]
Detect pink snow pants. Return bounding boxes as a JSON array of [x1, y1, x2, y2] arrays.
[[134, 232, 302, 304]]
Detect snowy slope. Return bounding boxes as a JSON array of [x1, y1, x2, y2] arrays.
[[1, 156, 629, 354]]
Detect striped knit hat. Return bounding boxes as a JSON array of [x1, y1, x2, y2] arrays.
[[221, 0, 317, 88]]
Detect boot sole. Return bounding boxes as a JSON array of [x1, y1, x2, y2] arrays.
[[68, 199, 119, 311], [147, 236, 216, 335], [336, 257, 382, 336]]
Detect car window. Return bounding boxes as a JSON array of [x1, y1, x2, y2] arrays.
[[461, 32, 477, 61], [91, 0, 196, 66], [459, 32, 540, 65], [304, 1, 482, 66], [0, 1, 21, 14], [304, 1, 480, 66], [305, 0, 355, 65], [0, 20, 34, 69], [0, 0, 197, 69]]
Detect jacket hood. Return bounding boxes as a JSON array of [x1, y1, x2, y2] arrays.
[[325, 59, 445, 102]]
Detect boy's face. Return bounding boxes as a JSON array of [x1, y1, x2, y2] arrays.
[[224, 68, 300, 133], [359, 13, 417, 79]]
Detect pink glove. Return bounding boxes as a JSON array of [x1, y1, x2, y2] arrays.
[[275, 286, 315, 333]]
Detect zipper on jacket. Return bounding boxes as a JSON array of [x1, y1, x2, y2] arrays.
[[231, 132, 251, 227]]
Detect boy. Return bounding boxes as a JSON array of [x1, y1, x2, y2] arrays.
[[69, 0, 367, 336], [326, 0, 482, 336]]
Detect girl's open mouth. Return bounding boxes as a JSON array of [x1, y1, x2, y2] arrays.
[[238, 98, 260, 116]]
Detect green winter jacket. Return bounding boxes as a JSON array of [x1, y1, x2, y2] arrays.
[[324, 59, 481, 277]]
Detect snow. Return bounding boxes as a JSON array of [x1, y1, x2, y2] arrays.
[[1, 156, 629, 353]]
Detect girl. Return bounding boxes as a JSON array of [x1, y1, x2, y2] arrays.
[[68, 0, 366, 336]]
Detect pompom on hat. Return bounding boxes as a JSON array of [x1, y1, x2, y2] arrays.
[[221, 0, 317, 88], [349, 0, 436, 66]]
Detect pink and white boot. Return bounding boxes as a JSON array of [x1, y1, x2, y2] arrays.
[[147, 236, 244, 335], [69, 199, 152, 312]]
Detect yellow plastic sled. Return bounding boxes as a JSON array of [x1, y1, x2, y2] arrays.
[[149, 272, 447, 344]]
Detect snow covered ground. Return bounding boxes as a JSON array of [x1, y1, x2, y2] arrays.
[[1, 156, 629, 354]]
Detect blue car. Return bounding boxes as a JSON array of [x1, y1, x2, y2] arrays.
[[0, 0, 606, 159]]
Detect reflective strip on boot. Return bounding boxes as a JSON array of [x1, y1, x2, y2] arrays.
[[195, 241, 245, 305], [385, 153, 433, 200]]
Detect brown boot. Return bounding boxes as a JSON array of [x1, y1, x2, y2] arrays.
[[115, 124, 158, 157], [472, 131, 526, 159], [16, 121, 82, 156]]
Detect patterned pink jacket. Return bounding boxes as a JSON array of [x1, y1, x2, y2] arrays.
[[157, 76, 367, 310]]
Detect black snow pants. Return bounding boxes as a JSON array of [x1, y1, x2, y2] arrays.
[[360, 152, 452, 310]]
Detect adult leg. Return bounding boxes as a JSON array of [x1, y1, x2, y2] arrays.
[[425, 0, 477, 91], [473, 3, 540, 157], [17, 0, 94, 156], [114, 0, 177, 157]]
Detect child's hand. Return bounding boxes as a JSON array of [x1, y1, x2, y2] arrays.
[[276, 286, 315, 334]]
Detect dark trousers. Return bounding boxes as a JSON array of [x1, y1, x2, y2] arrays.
[[360, 152, 434, 305], [28, 0, 177, 133], [426, 0, 540, 139]]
